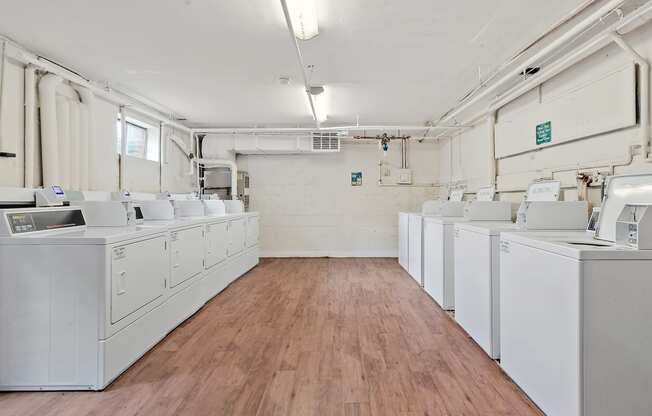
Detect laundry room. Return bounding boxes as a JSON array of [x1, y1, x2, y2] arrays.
[[2, 1, 652, 415]]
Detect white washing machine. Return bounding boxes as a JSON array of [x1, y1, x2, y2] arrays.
[[499, 174, 652, 416], [398, 212, 409, 271], [405, 189, 466, 287], [453, 181, 588, 358], [0, 206, 170, 391], [423, 186, 511, 310]]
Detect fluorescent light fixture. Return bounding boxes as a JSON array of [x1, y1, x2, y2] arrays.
[[305, 86, 327, 122], [286, 0, 319, 40]]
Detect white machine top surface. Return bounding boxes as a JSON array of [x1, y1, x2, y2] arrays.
[[140, 212, 257, 229], [596, 174, 652, 242], [0, 225, 166, 245], [423, 216, 468, 225], [455, 221, 517, 235], [501, 230, 652, 260], [525, 180, 561, 202], [475, 186, 496, 202]]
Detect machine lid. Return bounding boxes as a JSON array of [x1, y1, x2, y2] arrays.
[[449, 188, 465, 202], [525, 180, 561, 202], [596, 174, 652, 242], [475, 186, 496, 202]]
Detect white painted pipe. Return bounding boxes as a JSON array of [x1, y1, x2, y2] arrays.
[[73, 86, 95, 191], [609, 32, 651, 161], [24, 65, 37, 187], [69, 100, 80, 190], [56, 95, 70, 189], [195, 158, 237, 198], [119, 106, 128, 191], [488, 113, 497, 185], [1, 36, 191, 133], [78, 105, 89, 190], [192, 125, 458, 134], [38, 74, 63, 187], [432, 0, 625, 128]]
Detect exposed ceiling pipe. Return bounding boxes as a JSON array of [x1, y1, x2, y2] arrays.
[[430, 0, 625, 129], [279, 0, 320, 128], [192, 125, 462, 134], [432, 0, 652, 142], [1, 35, 191, 133], [610, 31, 651, 161]]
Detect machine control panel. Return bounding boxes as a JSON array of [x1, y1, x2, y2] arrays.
[[4, 208, 86, 235], [616, 204, 652, 249]]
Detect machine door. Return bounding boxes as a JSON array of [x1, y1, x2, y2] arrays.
[[205, 221, 229, 269], [246, 216, 259, 247], [228, 218, 246, 256], [111, 236, 168, 324], [170, 226, 204, 288]]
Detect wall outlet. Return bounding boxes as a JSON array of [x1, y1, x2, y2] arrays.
[[397, 169, 412, 185]]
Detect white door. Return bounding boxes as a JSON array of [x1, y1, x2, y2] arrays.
[[454, 229, 494, 357], [500, 239, 581, 416], [398, 213, 409, 271], [423, 220, 444, 306], [228, 218, 246, 256], [246, 216, 259, 247], [111, 236, 167, 324], [408, 214, 422, 284], [205, 221, 229, 269], [170, 226, 204, 288]]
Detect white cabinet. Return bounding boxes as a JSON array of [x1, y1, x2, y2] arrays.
[[110, 236, 168, 324], [398, 213, 409, 271], [170, 226, 204, 288], [423, 218, 457, 310], [408, 214, 423, 285], [228, 218, 246, 256], [205, 221, 229, 269], [246, 215, 259, 248]]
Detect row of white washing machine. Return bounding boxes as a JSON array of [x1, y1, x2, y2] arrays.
[[399, 176, 652, 416], [0, 191, 260, 391]]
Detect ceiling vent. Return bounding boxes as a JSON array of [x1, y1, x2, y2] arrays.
[[312, 132, 340, 152]]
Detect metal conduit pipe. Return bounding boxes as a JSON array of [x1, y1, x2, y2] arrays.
[[431, 0, 625, 129], [609, 32, 651, 162]]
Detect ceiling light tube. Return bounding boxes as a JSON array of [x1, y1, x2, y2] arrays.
[[286, 0, 319, 40]]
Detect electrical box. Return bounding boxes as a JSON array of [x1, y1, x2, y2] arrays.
[[616, 204, 652, 249], [397, 168, 412, 185]]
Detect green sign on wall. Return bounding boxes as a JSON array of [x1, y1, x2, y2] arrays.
[[536, 121, 552, 145]]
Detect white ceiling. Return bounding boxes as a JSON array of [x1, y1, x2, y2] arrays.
[[0, 0, 588, 127]]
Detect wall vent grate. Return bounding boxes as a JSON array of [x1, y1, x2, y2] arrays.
[[312, 132, 341, 152]]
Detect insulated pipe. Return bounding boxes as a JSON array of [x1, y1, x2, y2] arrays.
[[73, 86, 95, 191], [24, 65, 37, 187], [56, 95, 70, 189], [279, 0, 319, 128], [69, 100, 80, 190], [609, 32, 651, 161], [78, 105, 89, 190], [194, 158, 237, 198], [431, 0, 625, 128], [38, 74, 63, 186]]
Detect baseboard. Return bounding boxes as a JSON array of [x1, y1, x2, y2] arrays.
[[260, 250, 398, 258]]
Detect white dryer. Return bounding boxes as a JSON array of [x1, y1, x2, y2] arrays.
[[499, 174, 652, 416], [0, 206, 169, 391]]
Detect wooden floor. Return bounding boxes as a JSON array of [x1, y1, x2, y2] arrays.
[[0, 258, 542, 416]]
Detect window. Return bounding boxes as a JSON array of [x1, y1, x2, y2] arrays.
[[117, 116, 160, 162]]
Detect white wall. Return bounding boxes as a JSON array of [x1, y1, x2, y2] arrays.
[[238, 141, 439, 257], [0, 51, 195, 194], [438, 20, 652, 206]]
